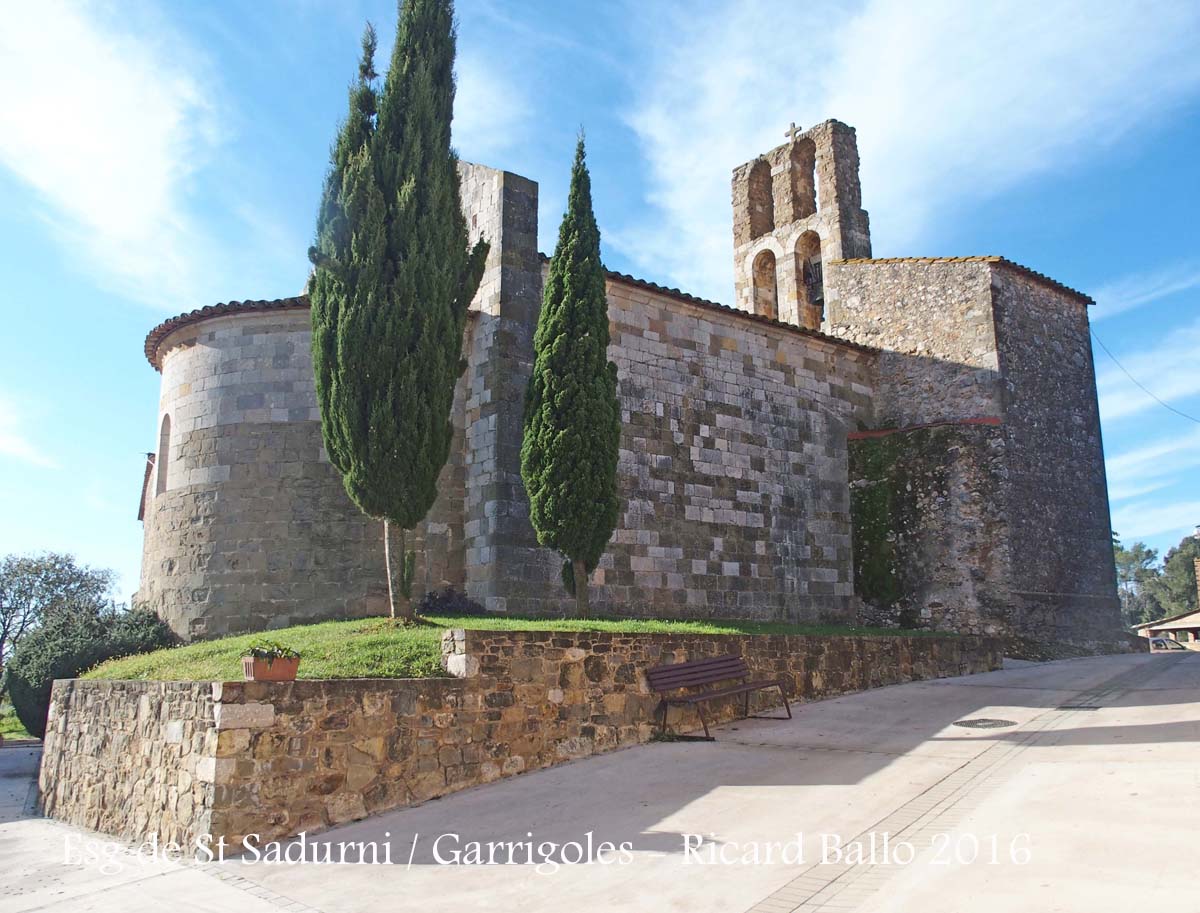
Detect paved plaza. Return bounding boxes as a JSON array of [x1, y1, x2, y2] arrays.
[[3, 653, 1197, 913]]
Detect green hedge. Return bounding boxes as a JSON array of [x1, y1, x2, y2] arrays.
[[5, 609, 177, 739]]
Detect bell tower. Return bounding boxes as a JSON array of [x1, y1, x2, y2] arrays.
[[731, 119, 871, 330]]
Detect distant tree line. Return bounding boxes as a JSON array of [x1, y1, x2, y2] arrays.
[[1112, 531, 1200, 628]]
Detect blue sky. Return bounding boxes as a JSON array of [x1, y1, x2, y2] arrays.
[[1, 0, 1199, 598]]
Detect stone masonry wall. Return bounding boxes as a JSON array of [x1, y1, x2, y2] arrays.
[[40, 629, 1001, 850], [463, 268, 880, 622], [39, 681, 216, 848], [849, 424, 1013, 635], [823, 258, 1004, 427], [592, 281, 877, 622], [139, 310, 388, 639], [825, 257, 1123, 643], [457, 164, 545, 611], [990, 267, 1123, 641]]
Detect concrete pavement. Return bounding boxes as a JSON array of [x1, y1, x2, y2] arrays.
[[2, 653, 1197, 912]]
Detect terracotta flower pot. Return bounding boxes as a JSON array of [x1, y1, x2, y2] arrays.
[[242, 655, 300, 682]]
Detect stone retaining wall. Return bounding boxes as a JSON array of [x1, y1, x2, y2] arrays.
[[39, 681, 216, 848], [40, 629, 1001, 850]]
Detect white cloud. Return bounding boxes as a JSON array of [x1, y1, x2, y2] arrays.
[[0, 1, 229, 308], [1092, 261, 1200, 321], [1096, 317, 1200, 423], [1111, 498, 1200, 543], [453, 51, 532, 164], [616, 0, 1200, 302], [1106, 427, 1200, 502], [0, 394, 57, 469]]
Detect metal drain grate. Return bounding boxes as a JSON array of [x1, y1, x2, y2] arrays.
[[1056, 705, 1100, 710], [952, 718, 1017, 729]]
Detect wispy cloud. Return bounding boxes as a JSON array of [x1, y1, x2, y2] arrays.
[[0, 1, 230, 309], [1106, 427, 1200, 502], [615, 0, 1200, 302], [453, 50, 533, 164], [1096, 317, 1200, 423], [0, 394, 57, 469], [1092, 261, 1200, 321], [1111, 498, 1200, 544]]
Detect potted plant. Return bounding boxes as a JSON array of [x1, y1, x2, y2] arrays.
[[241, 641, 301, 682]]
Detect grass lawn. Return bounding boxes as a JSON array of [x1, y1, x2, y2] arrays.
[[84, 613, 950, 682], [1, 703, 34, 740]]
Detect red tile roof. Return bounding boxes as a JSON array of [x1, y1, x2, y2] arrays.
[[144, 296, 310, 369]]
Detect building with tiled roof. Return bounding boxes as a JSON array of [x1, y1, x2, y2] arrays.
[[136, 122, 1124, 646]]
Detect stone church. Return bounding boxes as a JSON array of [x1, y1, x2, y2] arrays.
[[136, 120, 1124, 644]]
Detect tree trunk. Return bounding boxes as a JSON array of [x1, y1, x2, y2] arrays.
[[383, 519, 413, 621], [572, 558, 590, 619]]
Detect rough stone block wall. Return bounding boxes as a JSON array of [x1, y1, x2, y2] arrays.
[[824, 258, 1004, 427], [139, 311, 388, 639], [826, 257, 1123, 643], [39, 681, 216, 848], [590, 283, 876, 622], [990, 267, 1123, 641], [409, 356, 469, 596], [849, 424, 1013, 635], [40, 629, 1001, 850], [453, 255, 880, 621], [457, 163, 545, 612]]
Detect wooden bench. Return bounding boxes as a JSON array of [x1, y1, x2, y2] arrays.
[[644, 653, 791, 740]]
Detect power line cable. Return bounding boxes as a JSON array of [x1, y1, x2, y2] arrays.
[[1090, 328, 1200, 425]]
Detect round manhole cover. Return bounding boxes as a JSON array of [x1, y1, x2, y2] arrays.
[[952, 718, 1017, 729]]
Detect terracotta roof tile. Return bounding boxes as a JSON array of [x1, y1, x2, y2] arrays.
[[144, 296, 310, 370]]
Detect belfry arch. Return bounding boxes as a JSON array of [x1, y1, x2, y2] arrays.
[[747, 159, 774, 239], [795, 231, 823, 330], [752, 249, 779, 320]]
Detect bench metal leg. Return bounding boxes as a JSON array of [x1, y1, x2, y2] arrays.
[[655, 699, 669, 737], [779, 684, 792, 719], [696, 703, 712, 740]]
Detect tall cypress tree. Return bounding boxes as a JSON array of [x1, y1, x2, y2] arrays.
[[310, 1, 487, 619], [521, 137, 621, 618]]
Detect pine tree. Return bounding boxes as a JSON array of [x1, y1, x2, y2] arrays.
[[1145, 534, 1200, 618], [309, 2, 487, 620], [520, 136, 621, 618]]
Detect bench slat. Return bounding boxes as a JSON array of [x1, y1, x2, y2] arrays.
[[646, 664, 747, 684], [664, 679, 785, 703], [645, 654, 751, 691], [646, 662, 747, 682]]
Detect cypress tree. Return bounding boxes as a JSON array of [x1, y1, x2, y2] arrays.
[[521, 137, 621, 618], [310, 2, 487, 619]]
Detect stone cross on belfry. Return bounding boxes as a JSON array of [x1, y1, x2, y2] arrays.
[[784, 122, 803, 143]]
